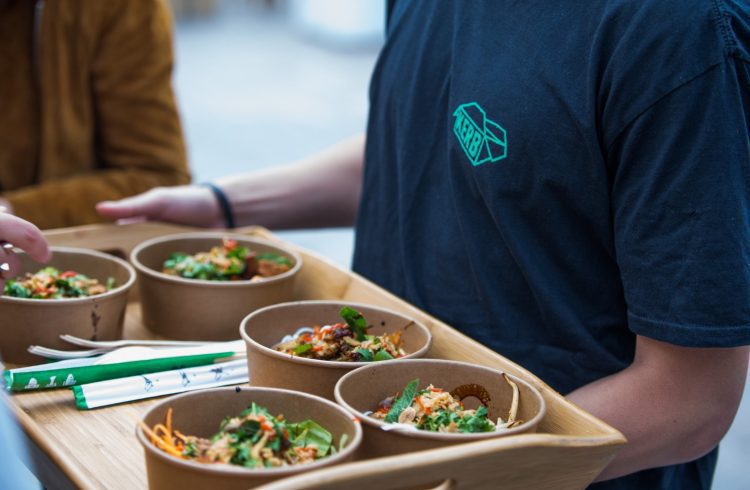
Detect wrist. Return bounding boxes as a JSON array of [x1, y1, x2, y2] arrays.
[[200, 182, 235, 228]]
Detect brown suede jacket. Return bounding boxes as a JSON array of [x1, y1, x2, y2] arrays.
[[0, 0, 190, 229]]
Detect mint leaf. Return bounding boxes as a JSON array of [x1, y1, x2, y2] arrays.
[[374, 349, 394, 362], [340, 306, 368, 341], [385, 378, 419, 423], [355, 348, 374, 362]]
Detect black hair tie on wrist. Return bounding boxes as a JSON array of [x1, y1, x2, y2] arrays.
[[201, 182, 236, 229]]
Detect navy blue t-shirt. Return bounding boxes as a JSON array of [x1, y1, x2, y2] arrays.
[[353, 1, 750, 488]]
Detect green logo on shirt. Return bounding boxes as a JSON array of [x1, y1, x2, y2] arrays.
[[453, 102, 507, 166]]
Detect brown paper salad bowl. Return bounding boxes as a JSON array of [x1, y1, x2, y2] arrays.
[[0, 246, 135, 365], [136, 386, 362, 490], [130, 232, 302, 341], [240, 301, 433, 400], [334, 359, 546, 459]]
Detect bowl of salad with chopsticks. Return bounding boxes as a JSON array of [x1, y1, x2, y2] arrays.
[[240, 301, 432, 400], [334, 359, 546, 459], [136, 386, 362, 490], [131, 233, 302, 340], [0, 246, 135, 364]]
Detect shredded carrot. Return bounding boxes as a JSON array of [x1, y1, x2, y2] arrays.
[[140, 422, 183, 458], [166, 407, 173, 439], [152, 423, 170, 438]]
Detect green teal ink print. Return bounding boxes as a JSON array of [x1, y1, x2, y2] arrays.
[[453, 102, 507, 166]]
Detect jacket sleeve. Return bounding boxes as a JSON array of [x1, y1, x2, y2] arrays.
[[5, 0, 190, 229]]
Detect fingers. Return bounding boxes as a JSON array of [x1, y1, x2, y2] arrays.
[[96, 188, 166, 220], [0, 246, 21, 284], [0, 213, 51, 263], [96, 185, 223, 228]]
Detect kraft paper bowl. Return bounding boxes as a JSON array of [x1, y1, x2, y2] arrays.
[[240, 301, 432, 400], [334, 359, 546, 459], [0, 246, 135, 365], [131, 233, 302, 341], [137, 386, 362, 490]]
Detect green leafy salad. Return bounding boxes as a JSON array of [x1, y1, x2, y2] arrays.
[[3, 267, 114, 299], [274, 306, 406, 362], [162, 238, 292, 281], [144, 403, 343, 469], [371, 377, 523, 433]]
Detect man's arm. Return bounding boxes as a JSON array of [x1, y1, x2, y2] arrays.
[[567, 335, 749, 482], [97, 134, 365, 229]]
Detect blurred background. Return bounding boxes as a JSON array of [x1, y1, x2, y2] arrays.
[[171, 0, 382, 268], [167, 1, 748, 488]]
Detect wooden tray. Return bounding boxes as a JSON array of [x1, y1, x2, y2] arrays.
[[5, 223, 626, 490]]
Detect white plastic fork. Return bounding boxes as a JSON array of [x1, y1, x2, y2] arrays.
[[27, 345, 112, 360], [58, 334, 217, 349]]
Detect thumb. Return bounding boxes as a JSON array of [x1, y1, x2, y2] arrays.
[[96, 190, 164, 220]]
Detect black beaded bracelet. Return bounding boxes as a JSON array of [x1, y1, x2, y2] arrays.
[[201, 182, 236, 229]]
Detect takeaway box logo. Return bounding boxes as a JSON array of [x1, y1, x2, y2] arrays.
[[453, 102, 508, 166]]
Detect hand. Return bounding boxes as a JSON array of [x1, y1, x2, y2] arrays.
[[96, 185, 225, 228], [0, 213, 51, 290], [0, 197, 13, 214]]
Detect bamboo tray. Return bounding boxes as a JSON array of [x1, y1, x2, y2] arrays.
[[5, 223, 625, 490]]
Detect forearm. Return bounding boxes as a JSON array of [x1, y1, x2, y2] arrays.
[[214, 134, 365, 229], [567, 337, 749, 481], [4, 167, 189, 229]]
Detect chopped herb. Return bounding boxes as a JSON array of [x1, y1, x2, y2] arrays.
[[374, 349, 394, 362], [385, 378, 419, 423], [340, 306, 369, 341], [355, 348, 374, 362], [293, 344, 313, 355]]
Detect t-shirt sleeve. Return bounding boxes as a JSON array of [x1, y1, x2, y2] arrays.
[[609, 57, 750, 347]]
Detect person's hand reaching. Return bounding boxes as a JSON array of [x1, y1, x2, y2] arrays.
[[0, 212, 51, 290], [96, 185, 225, 228]]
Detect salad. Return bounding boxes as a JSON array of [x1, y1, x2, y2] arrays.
[[370, 376, 523, 433], [143, 403, 341, 468], [161, 238, 292, 281], [3, 267, 114, 299], [274, 306, 406, 362]]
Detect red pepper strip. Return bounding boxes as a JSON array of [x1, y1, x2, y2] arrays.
[[223, 239, 238, 250], [60, 270, 78, 279]]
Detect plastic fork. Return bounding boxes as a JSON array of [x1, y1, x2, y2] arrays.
[[27, 345, 112, 360], [58, 334, 217, 349]]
